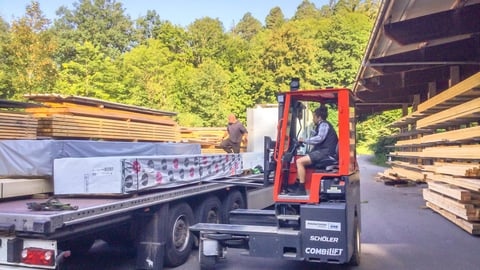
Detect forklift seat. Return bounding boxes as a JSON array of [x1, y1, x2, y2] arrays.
[[313, 156, 338, 169], [308, 143, 338, 171]]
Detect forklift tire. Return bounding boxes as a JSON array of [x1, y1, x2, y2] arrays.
[[221, 190, 246, 223], [195, 196, 223, 224], [349, 217, 361, 266], [164, 203, 195, 267]]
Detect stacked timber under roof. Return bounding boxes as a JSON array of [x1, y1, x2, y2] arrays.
[[381, 72, 480, 235], [24, 94, 180, 142]]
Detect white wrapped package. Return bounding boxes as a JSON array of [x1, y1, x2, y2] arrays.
[[0, 140, 201, 178], [54, 153, 241, 195]]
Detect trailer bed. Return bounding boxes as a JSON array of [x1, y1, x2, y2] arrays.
[[0, 174, 267, 236]]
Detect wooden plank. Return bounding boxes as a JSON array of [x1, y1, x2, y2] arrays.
[[395, 126, 480, 147], [391, 145, 480, 160], [428, 174, 480, 192], [27, 106, 176, 126], [24, 94, 177, 117], [427, 202, 480, 235], [387, 166, 427, 182], [434, 161, 480, 177], [416, 97, 480, 129], [417, 72, 480, 114], [0, 178, 53, 198], [36, 114, 180, 141], [389, 112, 424, 128], [428, 181, 472, 201], [422, 189, 480, 221]]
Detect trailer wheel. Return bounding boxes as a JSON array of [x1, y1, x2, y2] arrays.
[[164, 203, 194, 267], [195, 196, 223, 224], [58, 238, 94, 255], [221, 190, 246, 223], [349, 217, 361, 266]]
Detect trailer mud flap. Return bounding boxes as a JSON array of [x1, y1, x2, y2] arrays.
[[301, 203, 348, 263]]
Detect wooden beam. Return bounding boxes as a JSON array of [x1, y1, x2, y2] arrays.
[[416, 97, 480, 129], [427, 202, 480, 235], [417, 72, 480, 114], [423, 189, 480, 221]]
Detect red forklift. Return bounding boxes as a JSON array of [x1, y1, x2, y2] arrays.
[[190, 80, 361, 269]]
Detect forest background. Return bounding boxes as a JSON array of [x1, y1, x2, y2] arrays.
[[0, 0, 400, 161]]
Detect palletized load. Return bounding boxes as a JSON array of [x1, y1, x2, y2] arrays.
[[54, 153, 242, 195]]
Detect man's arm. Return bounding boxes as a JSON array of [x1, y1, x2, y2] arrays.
[[305, 122, 329, 145], [241, 124, 248, 144]]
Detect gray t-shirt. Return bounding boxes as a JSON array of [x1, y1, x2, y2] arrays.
[[227, 121, 248, 143]]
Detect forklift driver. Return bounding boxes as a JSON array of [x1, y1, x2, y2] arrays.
[[289, 105, 338, 196]]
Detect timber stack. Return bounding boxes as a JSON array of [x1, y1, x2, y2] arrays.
[[24, 94, 180, 142], [384, 71, 480, 235]]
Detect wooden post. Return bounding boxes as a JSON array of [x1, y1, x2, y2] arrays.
[[449, 66, 460, 87], [412, 94, 420, 112], [428, 82, 436, 99], [402, 104, 408, 116]]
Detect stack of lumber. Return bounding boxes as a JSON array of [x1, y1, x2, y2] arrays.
[[25, 94, 180, 142], [0, 111, 37, 139], [385, 71, 480, 235], [179, 127, 249, 154], [180, 127, 227, 154]]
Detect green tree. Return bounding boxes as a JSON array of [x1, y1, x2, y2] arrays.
[[293, 0, 321, 20], [187, 17, 227, 67], [180, 60, 231, 126], [8, 1, 57, 99], [54, 0, 133, 62], [248, 22, 316, 102], [54, 41, 123, 100], [317, 10, 372, 88], [0, 17, 13, 99], [154, 21, 192, 63], [357, 109, 402, 163], [133, 10, 163, 45], [233, 12, 262, 41], [121, 38, 181, 109], [265, 7, 285, 30]]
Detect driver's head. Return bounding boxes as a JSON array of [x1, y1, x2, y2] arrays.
[[314, 105, 328, 121]]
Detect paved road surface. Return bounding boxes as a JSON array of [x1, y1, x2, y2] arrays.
[[64, 155, 480, 270]]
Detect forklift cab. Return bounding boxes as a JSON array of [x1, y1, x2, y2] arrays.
[[272, 87, 358, 204]]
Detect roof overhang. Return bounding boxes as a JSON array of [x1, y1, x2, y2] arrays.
[[353, 0, 480, 115]]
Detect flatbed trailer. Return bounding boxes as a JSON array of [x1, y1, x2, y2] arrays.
[[0, 174, 273, 270]]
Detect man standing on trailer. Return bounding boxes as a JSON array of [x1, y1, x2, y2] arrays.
[[219, 114, 248, 153], [289, 105, 338, 195]]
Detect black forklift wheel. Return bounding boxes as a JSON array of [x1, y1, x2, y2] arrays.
[[349, 217, 361, 266]]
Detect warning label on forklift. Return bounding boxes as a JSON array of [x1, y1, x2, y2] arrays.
[[305, 220, 341, 231]]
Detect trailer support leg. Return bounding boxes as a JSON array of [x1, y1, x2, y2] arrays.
[[135, 204, 168, 270]]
